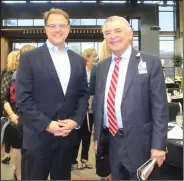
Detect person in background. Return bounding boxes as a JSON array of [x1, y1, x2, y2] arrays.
[[16, 8, 89, 180], [14, 45, 36, 138], [89, 40, 112, 180], [1, 67, 11, 166], [1, 51, 22, 180], [0, 69, 7, 117], [0, 68, 11, 165], [0, 69, 7, 81], [71, 47, 97, 170], [1, 45, 35, 179], [90, 40, 112, 96], [94, 16, 168, 180]]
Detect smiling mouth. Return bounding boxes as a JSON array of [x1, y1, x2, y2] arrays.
[[111, 42, 120, 44], [54, 34, 63, 36]]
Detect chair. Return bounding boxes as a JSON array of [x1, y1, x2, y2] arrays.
[[1, 117, 10, 147], [167, 88, 180, 95], [166, 83, 180, 89], [168, 103, 180, 122], [174, 83, 180, 89]]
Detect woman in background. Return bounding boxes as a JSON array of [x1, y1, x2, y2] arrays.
[[1, 50, 22, 180], [90, 40, 112, 180], [90, 40, 112, 96], [1, 45, 35, 180], [71, 48, 98, 170]]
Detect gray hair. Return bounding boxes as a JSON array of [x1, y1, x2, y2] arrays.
[[102, 16, 132, 33]]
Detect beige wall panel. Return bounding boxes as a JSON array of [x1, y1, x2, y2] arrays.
[[1, 37, 11, 71]]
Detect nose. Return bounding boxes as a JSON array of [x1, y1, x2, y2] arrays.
[[109, 32, 116, 39], [55, 26, 61, 31]]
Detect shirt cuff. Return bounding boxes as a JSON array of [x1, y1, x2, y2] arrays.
[[75, 126, 80, 130]]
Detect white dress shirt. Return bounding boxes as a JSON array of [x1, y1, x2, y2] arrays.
[[46, 40, 70, 95], [46, 40, 80, 129], [104, 45, 132, 128]]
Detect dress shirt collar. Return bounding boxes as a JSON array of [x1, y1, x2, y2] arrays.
[[46, 39, 69, 54], [112, 45, 132, 61]]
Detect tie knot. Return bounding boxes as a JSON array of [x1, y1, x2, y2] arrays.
[[114, 56, 122, 63]]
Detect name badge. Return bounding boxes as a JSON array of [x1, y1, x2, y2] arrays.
[[138, 60, 147, 74]]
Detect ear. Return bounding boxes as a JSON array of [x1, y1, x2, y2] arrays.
[[128, 30, 133, 42], [129, 29, 133, 37]]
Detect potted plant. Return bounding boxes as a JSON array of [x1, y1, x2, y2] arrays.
[[172, 53, 183, 77]]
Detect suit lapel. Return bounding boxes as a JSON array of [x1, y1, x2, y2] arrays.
[[40, 44, 64, 96], [99, 57, 112, 111], [101, 57, 112, 95], [122, 48, 139, 103]]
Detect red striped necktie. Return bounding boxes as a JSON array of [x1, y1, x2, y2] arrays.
[[107, 56, 122, 136]]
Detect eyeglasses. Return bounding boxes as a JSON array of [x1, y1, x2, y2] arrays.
[[46, 24, 69, 30]]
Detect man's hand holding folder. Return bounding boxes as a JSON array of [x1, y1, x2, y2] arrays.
[[137, 148, 168, 180], [151, 149, 166, 167]]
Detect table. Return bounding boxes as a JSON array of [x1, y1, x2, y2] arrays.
[[166, 124, 183, 168], [154, 124, 184, 180], [166, 83, 179, 89], [166, 139, 183, 168]]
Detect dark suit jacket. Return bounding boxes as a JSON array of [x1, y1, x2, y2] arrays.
[[16, 44, 89, 151], [94, 48, 168, 167], [89, 64, 97, 96]]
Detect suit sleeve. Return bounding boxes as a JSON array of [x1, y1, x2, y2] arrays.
[[93, 64, 101, 141], [149, 57, 168, 151], [15, 54, 51, 133], [69, 59, 89, 126], [89, 64, 97, 96]]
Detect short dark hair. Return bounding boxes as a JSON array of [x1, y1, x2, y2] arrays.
[[43, 8, 70, 26]]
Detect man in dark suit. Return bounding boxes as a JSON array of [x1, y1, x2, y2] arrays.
[[94, 16, 168, 180], [16, 8, 89, 180]]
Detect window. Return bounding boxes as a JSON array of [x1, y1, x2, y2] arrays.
[[97, 19, 106, 26], [80, 1, 96, 2], [81, 19, 96, 26], [159, 12, 174, 31], [34, 19, 44, 26], [30, 1, 49, 3], [67, 42, 81, 54], [13, 42, 45, 50], [158, 3, 176, 76], [18, 19, 33, 26], [164, 67, 175, 77], [3, 19, 17, 26], [130, 19, 139, 31], [94, 42, 102, 58], [103, 1, 126, 3], [133, 36, 139, 50], [160, 36, 175, 56], [160, 36, 175, 76], [70, 19, 81, 26], [159, 6, 174, 11], [13, 42, 36, 50], [2, 1, 26, 3], [81, 42, 95, 53]]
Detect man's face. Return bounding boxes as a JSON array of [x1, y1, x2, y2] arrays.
[[45, 13, 70, 46], [103, 20, 133, 54]]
